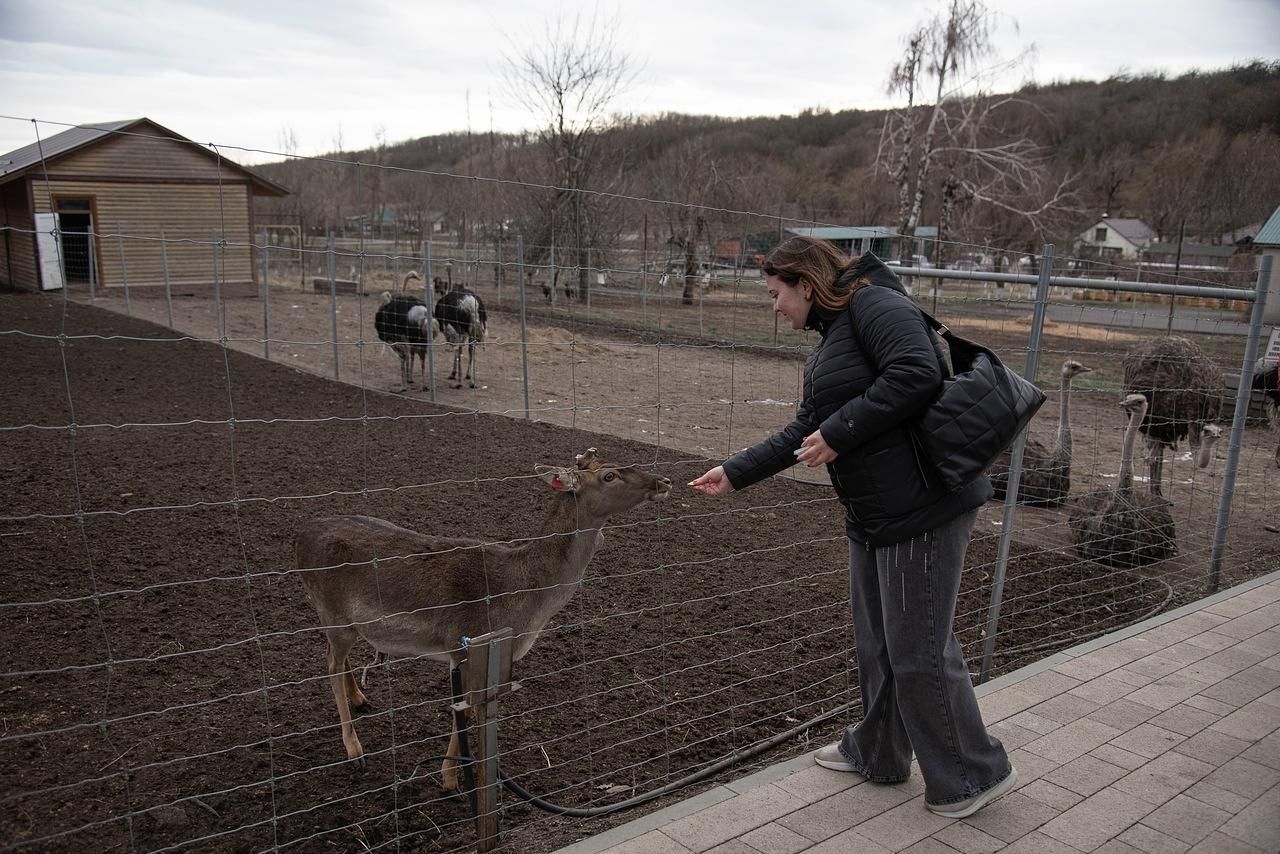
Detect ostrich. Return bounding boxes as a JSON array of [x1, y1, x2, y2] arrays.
[[1122, 336, 1223, 496], [1070, 394, 1177, 568], [989, 359, 1093, 506], [433, 287, 487, 388], [373, 288, 430, 392], [1252, 357, 1280, 468]]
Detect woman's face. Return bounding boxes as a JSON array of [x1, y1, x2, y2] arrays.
[[766, 274, 812, 330]]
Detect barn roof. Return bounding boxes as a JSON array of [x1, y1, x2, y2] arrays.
[[0, 117, 289, 195], [1256, 206, 1280, 247]]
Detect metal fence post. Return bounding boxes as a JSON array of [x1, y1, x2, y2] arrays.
[[1208, 254, 1272, 592], [422, 240, 436, 402], [160, 229, 173, 329], [260, 231, 271, 360], [116, 223, 132, 316], [979, 244, 1055, 684], [517, 234, 530, 419], [211, 227, 224, 343], [327, 231, 338, 380]]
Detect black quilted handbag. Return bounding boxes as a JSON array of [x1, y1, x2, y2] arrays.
[[910, 309, 1047, 491]]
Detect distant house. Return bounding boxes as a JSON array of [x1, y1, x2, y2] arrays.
[[1074, 217, 1155, 260], [1255, 205, 1280, 325], [0, 118, 289, 293], [785, 226, 936, 261]]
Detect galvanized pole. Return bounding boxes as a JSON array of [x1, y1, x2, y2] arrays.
[[116, 223, 132, 316], [641, 214, 649, 324], [1208, 255, 1271, 592], [979, 244, 1055, 684], [327, 231, 338, 380], [422, 240, 436, 402], [87, 230, 97, 303], [211, 227, 224, 343], [496, 236, 504, 307], [517, 234, 530, 419], [260, 232, 271, 359], [160, 229, 173, 329]]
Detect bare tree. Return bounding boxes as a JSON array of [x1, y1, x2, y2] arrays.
[[503, 10, 636, 299], [876, 0, 1076, 255]]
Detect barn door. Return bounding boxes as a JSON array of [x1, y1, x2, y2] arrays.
[[55, 198, 96, 287]]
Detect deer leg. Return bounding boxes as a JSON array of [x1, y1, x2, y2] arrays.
[[442, 665, 475, 793], [324, 632, 366, 768], [343, 654, 371, 712]]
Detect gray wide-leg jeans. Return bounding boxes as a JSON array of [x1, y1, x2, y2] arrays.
[[839, 508, 1012, 806]]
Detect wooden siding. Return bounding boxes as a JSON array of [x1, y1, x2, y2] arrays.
[[1, 180, 36, 290], [44, 125, 235, 182], [31, 179, 253, 289]]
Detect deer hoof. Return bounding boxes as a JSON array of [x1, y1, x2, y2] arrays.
[[351, 700, 374, 715]]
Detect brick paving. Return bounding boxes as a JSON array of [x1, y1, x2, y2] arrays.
[[553, 572, 1280, 853]]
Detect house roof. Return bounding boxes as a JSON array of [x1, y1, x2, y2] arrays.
[[1089, 217, 1156, 245], [786, 226, 932, 241], [0, 118, 289, 196], [1256, 206, 1280, 247]]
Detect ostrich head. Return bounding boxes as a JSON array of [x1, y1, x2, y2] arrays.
[[1195, 423, 1223, 468], [1061, 360, 1092, 380], [1121, 393, 1148, 418]]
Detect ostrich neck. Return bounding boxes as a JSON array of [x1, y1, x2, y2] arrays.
[[1119, 409, 1141, 492], [1055, 374, 1074, 455]]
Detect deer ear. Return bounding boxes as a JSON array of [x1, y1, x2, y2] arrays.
[[536, 466, 580, 491]]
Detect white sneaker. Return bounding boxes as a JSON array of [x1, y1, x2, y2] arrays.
[[813, 743, 859, 773], [926, 767, 1018, 819]]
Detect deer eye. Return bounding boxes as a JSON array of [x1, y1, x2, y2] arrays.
[[603, 472, 616, 482]]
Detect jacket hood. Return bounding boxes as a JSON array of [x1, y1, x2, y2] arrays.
[[847, 252, 907, 296], [807, 252, 907, 334]]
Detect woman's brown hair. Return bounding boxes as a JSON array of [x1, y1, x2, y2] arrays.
[[762, 236, 867, 313]]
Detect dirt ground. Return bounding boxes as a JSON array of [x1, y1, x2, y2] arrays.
[[2, 288, 1277, 854]]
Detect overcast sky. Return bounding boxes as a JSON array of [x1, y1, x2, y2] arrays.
[[1, 0, 1276, 164]]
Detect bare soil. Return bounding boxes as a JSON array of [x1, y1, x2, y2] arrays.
[[2, 287, 1276, 854]]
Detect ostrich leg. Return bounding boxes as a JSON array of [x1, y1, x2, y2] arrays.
[[1145, 439, 1165, 497]]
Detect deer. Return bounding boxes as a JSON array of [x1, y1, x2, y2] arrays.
[[295, 449, 672, 789]]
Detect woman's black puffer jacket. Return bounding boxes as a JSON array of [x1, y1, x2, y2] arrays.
[[722, 254, 991, 546]]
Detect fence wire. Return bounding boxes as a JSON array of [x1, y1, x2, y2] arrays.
[[1, 117, 1278, 854]]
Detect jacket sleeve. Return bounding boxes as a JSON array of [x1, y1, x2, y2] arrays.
[[721, 395, 818, 491], [818, 289, 942, 454]]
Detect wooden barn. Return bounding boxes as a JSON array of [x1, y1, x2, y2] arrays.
[[0, 118, 289, 294]]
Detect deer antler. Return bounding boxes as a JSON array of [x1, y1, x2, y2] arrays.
[[575, 448, 601, 470]]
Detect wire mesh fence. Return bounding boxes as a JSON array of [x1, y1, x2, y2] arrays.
[[2, 119, 1279, 853]]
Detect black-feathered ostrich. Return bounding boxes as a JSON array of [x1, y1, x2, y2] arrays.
[[1122, 336, 1223, 496], [373, 288, 431, 392], [433, 287, 487, 389], [1253, 357, 1280, 468], [1070, 393, 1177, 568], [989, 359, 1092, 506]]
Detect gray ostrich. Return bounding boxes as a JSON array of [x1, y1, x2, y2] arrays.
[[989, 359, 1093, 506], [1070, 393, 1177, 568], [1122, 336, 1223, 496], [1252, 357, 1279, 468]]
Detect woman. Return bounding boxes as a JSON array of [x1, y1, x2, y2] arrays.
[[689, 236, 1015, 819]]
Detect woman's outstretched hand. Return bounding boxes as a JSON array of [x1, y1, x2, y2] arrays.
[[796, 430, 838, 467], [688, 465, 732, 496]]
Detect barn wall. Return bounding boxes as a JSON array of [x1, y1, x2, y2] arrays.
[[1, 180, 37, 290], [31, 180, 253, 289], [39, 125, 234, 181]]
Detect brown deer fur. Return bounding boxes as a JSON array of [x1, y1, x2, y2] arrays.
[[296, 449, 671, 788]]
